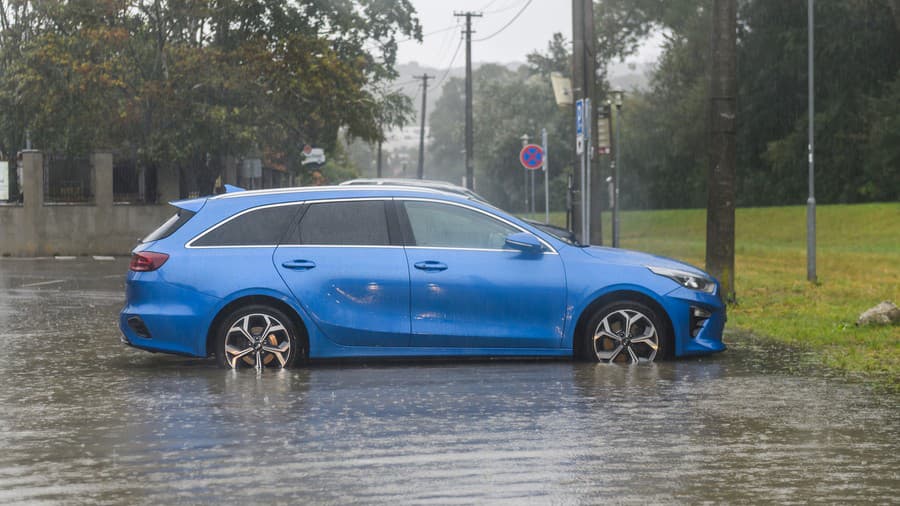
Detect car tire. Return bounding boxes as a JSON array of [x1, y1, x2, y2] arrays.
[[214, 305, 299, 369], [582, 300, 669, 363]]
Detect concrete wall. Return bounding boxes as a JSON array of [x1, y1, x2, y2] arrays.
[[1, 151, 173, 256]]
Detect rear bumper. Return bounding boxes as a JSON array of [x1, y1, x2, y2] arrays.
[[119, 273, 221, 358]]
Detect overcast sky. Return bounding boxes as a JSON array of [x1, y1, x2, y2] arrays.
[[396, 0, 572, 66], [396, 0, 663, 68]]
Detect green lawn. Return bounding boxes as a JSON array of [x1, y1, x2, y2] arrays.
[[529, 203, 900, 385]]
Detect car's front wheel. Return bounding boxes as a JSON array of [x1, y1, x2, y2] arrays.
[[215, 305, 298, 369], [583, 301, 668, 363]]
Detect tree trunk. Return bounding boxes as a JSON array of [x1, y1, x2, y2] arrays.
[[706, 0, 737, 303]]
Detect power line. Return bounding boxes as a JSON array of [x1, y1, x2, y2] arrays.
[[484, 0, 528, 15], [432, 38, 464, 90], [396, 24, 458, 44], [474, 0, 533, 42]]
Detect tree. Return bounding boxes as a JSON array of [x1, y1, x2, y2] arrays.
[[0, 0, 421, 195], [706, 0, 737, 302]]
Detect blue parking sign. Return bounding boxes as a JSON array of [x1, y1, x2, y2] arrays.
[[575, 99, 584, 136]]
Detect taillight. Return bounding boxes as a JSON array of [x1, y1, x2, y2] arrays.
[[130, 252, 169, 272]]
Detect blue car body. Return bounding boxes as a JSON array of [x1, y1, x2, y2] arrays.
[[120, 186, 726, 361]]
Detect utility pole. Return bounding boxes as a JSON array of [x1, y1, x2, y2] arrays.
[[807, 0, 816, 283], [455, 11, 482, 190], [571, 0, 600, 245], [706, 0, 737, 302], [414, 74, 434, 180], [376, 138, 383, 178]]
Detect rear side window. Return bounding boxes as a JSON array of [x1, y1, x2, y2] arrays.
[[291, 200, 390, 246], [143, 209, 196, 243], [192, 204, 300, 247]]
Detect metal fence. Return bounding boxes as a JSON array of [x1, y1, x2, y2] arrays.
[[43, 153, 93, 203], [114, 157, 157, 204]]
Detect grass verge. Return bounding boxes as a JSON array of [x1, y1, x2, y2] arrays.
[[531, 203, 899, 386]]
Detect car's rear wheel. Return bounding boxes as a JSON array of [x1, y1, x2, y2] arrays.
[[583, 301, 667, 363], [215, 305, 298, 369]]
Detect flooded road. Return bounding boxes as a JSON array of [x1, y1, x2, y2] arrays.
[[0, 258, 897, 504]]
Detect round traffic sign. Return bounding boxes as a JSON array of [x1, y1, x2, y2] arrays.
[[519, 144, 543, 170]]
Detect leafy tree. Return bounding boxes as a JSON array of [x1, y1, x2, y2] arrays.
[[0, 0, 421, 195]]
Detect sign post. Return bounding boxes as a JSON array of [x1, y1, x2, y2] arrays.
[[575, 99, 591, 244], [519, 143, 543, 220], [541, 128, 549, 224]]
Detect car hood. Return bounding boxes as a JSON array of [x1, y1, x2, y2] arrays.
[[579, 246, 710, 277]]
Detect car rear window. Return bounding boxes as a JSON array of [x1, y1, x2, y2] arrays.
[[192, 204, 301, 247], [142, 209, 196, 243]]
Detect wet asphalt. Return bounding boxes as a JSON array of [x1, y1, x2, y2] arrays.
[[0, 258, 897, 504]]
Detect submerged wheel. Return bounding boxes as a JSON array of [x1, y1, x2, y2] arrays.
[[583, 301, 667, 363], [215, 305, 297, 370]]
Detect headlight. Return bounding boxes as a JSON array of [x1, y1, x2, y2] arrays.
[[647, 266, 717, 294]]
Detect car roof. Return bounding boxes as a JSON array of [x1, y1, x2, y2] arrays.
[[203, 184, 478, 206], [341, 178, 485, 200]]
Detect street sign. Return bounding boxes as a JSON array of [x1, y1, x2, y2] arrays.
[[597, 113, 611, 155], [551, 72, 573, 106], [519, 144, 544, 170], [575, 99, 585, 155], [575, 99, 584, 136]]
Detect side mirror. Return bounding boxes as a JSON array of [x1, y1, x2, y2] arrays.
[[504, 232, 543, 254]]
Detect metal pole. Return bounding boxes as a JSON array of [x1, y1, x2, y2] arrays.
[[584, 98, 591, 244], [376, 140, 383, 178], [542, 127, 549, 224], [415, 74, 433, 180], [807, 0, 816, 283], [613, 100, 622, 248]]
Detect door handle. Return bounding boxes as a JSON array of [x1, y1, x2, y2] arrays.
[[414, 260, 448, 272], [281, 259, 316, 271]]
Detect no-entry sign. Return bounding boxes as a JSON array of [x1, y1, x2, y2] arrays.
[[519, 144, 544, 170]]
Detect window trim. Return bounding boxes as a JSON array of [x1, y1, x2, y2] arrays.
[[185, 202, 304, 249], [397, 198, 557, 254]]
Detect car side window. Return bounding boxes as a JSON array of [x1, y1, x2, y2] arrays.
[[293, 200, 390, 246], [192, 204, 299, 246], [403, 201, 519, 249]]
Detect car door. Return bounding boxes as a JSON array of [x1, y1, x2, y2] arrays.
[[273, 199, 411, 347], [400, 199, 567, 349]]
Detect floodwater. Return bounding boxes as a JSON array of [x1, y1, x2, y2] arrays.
[[0, 258, 897, 504]]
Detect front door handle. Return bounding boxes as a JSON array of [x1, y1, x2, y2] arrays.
[[414, 260, 448, 272], [281, 259, 316, 271]]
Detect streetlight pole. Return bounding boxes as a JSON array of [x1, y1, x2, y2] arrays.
[[611, 91, 623, 248], [807, 0, 816, 283]]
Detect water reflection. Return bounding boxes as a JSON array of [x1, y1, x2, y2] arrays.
[[0, 259, 897, 503]]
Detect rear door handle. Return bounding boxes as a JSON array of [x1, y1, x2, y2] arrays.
[[414, 260, 448, 272], [281, 259, 316, 271]]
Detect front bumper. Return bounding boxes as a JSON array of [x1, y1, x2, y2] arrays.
[[663, 286, 727, 357]]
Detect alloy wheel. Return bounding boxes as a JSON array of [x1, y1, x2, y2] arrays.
[[592, 309, 659, 363], [223, 313, 291, 370]]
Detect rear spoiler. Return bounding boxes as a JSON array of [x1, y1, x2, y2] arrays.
[[169, 197, 207, 213], [168, 185, 244, 213]]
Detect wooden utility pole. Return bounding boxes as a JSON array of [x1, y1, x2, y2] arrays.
[[455, 11, 482, 190], [414, 74, 434, 180], [571, 0, 600, 245], [706, 0, 737, 302]]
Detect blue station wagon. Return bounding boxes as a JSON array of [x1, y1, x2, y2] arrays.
[[120, 185, 726, 369]]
